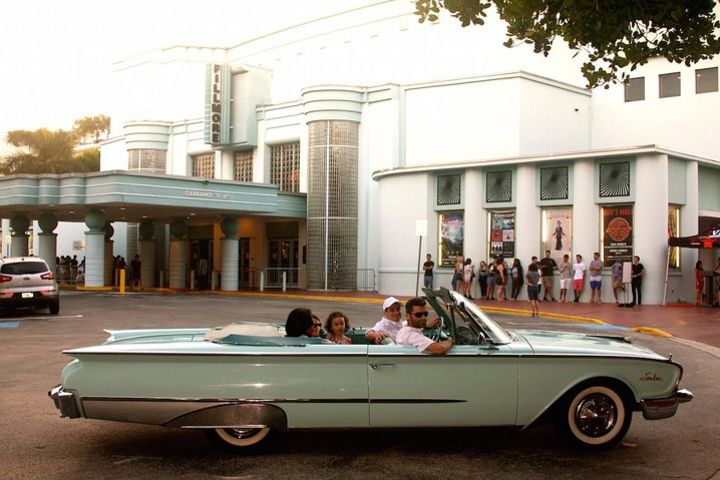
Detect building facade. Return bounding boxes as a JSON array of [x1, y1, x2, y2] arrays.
[[1, 1, 719, 303]]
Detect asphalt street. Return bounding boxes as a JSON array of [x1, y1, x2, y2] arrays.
[[0, 291, 718, 480]]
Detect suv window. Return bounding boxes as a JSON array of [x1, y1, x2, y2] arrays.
[[1, 262, 50, 275]]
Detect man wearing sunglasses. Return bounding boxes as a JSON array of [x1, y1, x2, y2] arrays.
[[396, 297, 453, 355]]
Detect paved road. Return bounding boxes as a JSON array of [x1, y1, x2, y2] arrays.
[[1, 292, 718, 480]]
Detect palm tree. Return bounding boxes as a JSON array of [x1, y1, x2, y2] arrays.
[[1, 128, 97, 175]]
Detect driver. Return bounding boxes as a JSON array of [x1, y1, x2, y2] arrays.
[[396, 297, 453, 355]]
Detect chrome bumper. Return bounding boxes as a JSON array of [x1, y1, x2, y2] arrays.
[[641, 388, 693, 420], [48, 385, 81, 419]]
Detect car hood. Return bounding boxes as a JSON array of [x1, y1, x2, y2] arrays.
[[512, 329, 667, 360]]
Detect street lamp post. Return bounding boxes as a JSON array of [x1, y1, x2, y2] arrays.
[[415, 219, 428, 297]]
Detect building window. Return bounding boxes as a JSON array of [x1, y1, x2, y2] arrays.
[[439, 212, 464, 268], [485, 170, 513, 203], [659, 72, 681, 98], [624, 77, 645, 102], [270, 143, 300, 193], [668, 205, 680, 269], [488, 210, 515, 259], [192, 153, 215, 179], [599, 161, 631, 198], [234, 150, 253, 182], [436, 174, 462, 206], [127, 149, 166, 174], [696, 67, 718, 94]]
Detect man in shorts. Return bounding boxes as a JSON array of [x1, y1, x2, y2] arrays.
[[589, 252, 603, 304], [538, 250, 557, 302], [558, 254, 571, 303], [573, 254, 586, 303]]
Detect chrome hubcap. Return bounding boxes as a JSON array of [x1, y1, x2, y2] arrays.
[[223, 428, 262, 439], [575, 393, 617, 437]]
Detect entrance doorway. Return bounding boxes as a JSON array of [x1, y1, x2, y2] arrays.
[[267, 239, 299, 287], [190, 239, 213, 290]]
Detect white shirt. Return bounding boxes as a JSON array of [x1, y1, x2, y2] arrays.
[[573, 262, 586, 280], [369, 317, 405, 341], [396, 326, 434, 352]]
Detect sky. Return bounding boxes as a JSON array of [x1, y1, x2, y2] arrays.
[[0, 0, 374, 136]]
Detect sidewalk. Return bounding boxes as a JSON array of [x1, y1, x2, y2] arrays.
[[66, 285, 720, 348]]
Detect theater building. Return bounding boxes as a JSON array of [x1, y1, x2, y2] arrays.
[[0, 1, 718, 304]]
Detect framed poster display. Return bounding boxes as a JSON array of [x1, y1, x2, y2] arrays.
[[601, 205, 634, 266], [439, 212, 464, 268], [488, 210, 515, 258], [542, 208, 572, 262]]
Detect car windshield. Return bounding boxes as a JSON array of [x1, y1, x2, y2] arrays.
[[1, 262, 49, 275], [448, 291, 513, 345]]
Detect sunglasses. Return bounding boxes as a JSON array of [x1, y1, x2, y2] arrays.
[[412, 311, 429, 318], [313, 323, 321, 327]]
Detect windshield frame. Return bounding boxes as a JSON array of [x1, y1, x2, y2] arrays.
[[446, 290, 513, 345]]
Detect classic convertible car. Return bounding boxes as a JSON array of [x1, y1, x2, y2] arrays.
[[49, 288, 692, 450]]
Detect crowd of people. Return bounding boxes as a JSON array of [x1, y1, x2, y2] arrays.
[[422, 251, 654, 316], [55, 255, 83, 284]]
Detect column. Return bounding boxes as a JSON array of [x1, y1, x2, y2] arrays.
[[515, 165, 540, 300], [138, 220, 156, 288], [37, 212, 58, 265], [464, 169, 484, 297], [221, 217, 239, 291], [84, 211, 106, 287], [103, 223, 114, 286], [169, 219, 188, 289], [9, 213, 30, 257], [680, 161, 699, 303], [572, 159, 599, 302], [635, 153, 669, 305]]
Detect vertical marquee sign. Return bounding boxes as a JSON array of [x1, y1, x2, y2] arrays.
[[204, 63, 231, 145], [602, 205, 634, 266]]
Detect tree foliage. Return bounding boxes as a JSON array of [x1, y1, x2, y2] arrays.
[[72, 115, 110, 144], [414, 0, 720, 88]]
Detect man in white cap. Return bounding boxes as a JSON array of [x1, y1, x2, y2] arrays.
[[365, 297, 403, 344]]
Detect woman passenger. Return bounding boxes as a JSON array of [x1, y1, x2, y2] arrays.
[[285, 308, 314, 337], [325, 312, 352, 344]]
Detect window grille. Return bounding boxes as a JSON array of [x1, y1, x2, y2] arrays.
[[436, 174, 462, 206], [234, 150, 253, 182], [270, 143, 300, 193], [599, 161, 631, 198], [127, 149, 166, 174], [485, 170, 513, 203], [539, 165, 569, 201], [192, 153, 215, 179]]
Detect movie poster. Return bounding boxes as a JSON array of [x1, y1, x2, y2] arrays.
[[542, 208, 573, 262], [489, 211, 515, 258], [602, 205, 634, 266], [439, 212, 464, 268]]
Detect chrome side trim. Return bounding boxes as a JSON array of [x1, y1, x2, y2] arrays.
[[164, 403, 287, 431], [81, 396, 466, 405]]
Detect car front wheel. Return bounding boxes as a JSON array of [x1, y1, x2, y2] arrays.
[[204, 427, 271, 451], [561, 384, 632, 448]]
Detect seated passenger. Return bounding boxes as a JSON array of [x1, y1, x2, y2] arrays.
[[396, 297, 453, 355], [325, 312, 352, 344], [311, 314, 323, 338], [365, 297, 403, 344], [285, 308, 314, 337]]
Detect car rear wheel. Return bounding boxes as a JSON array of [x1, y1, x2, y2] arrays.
[[49, 301, 60, 315], [204, 426, 271, 451], [560, 384, 632, 449]]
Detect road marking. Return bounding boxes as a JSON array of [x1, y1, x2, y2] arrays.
[[0, 321, 20, 328], [18, 314, 83, 321]]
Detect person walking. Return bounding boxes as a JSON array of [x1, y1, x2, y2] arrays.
[[695, 261, 704, 306], [558, 254, 571, 303], [573, 254, 586, 303], [477, 261, 488, 299], [631, 255, 645, 305], [538, 250, 557, 302], [510, 258, 523, 300], [525, 263, 541, 316], [423, 253, 435, 289]]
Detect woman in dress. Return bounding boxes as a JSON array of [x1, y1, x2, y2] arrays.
[[510, 258, 523, 300], [453, 256, 465, 293], [463, 258, 474, 299], [496, 256, 507, 302]]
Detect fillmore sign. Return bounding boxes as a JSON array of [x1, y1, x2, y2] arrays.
[[205, 63, 230, 145], [602, 205, 633, 266]]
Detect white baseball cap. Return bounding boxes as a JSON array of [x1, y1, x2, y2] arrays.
[[382, 297, 401, 311]]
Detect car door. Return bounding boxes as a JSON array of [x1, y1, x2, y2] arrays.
[[368, 342, 518, 427]]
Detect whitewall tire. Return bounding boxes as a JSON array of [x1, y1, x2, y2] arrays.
[[562, 385, 632, 448]]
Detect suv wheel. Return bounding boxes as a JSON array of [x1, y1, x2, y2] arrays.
[[49, 301, 60, 315]]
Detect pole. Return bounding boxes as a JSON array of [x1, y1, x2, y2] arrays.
[[415, 235, 423, 297]]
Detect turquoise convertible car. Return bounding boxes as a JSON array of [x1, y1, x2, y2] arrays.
[[49, 288, 692, 450]]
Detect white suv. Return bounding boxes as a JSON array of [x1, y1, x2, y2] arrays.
[[0, 257, 59, 315]]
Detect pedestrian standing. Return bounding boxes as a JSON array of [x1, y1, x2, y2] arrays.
[[589, 252, 603, 304], [631, 255, 645, 305], [538, 250, 557, 302], [423, 253, 435, 289], [525, 263, 541, 317], [611, 260, 624, 304], [463, 258, 474, 299], [510, 258, 523, 300], [131, 254, 142, 288], [477, 261, 488, 299], [714, 258, 720, 308], [558, 254, 571, 303], [70, 255, 79, 283], [496, 256, 507, 302], [695, 261, 705, 306], [573, 254, 586, 303], [486, 259, 497, 300]]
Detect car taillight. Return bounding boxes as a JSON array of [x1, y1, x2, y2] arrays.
[[39, 290, 54, 296], [0, 292, 12, 298], [41, 272, 54, 280], [0, 274, 12, 283]]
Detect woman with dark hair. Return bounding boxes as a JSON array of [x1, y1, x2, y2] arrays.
[[510, 258, 523, 300], [695, 261, 704, 306], [285, 308, 314, 337]]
